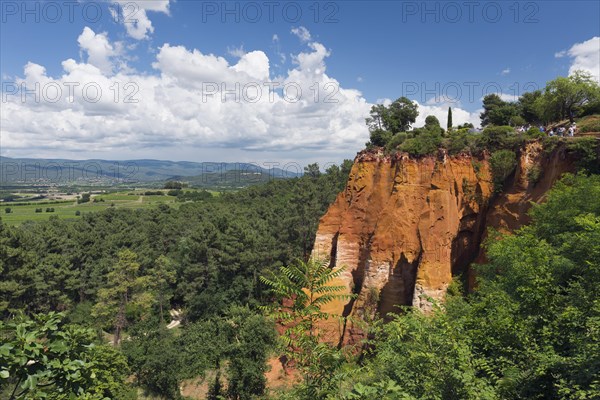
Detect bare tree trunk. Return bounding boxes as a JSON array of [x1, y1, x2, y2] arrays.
[[159, 291, 164, 324], [114, 301, 125, 345]]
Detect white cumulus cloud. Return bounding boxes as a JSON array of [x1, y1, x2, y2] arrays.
[[414, 102, 481, 129], [1, 27, 372, 163], [77, 27, 119, 74], [556, 37, 600, 82]]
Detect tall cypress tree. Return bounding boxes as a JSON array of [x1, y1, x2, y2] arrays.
[[447, 107, 453, 130]]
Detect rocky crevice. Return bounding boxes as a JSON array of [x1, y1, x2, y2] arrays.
[[313, 143, 576, 344]]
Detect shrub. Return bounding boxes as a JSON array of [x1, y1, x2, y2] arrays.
[[454, 127, 471, 135], [369, 129, 393, 147], [542, 136, 561, 154], [75, 210, 81, 216], [480, 126, 515, 151], [164, 181, 185, 189], [445, 131, 469, 155], [400, 132, 442, 156], [456, 122, 474, 130], [467, 134, 485, 154], [424, 115, 444, 135], [471, 160, 483, 178], [77, 193, 91, 204], [490, 150, 518, 193], [384, 132, 408, 152], [510, 115, 526, 127], [504, 133, 527, 151], [577, 115, 600, 133], [443, 129, 486, 155], [582, 101, 600, 117], [526, 127, 545, 139], [35, 208, 42, 213], [445, 131, 474, 154], [176, 190, 213, 202], [526, 165, 542, 185], [4, 207, 11, 213], [566, 137, 600, 173], [461, 177, 475, 202]]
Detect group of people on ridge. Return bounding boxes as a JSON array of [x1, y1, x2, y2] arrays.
[[547, 123, 577, 137], [517, 123, 577, 137]]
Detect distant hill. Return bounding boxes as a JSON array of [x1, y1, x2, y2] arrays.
[[169, 169, 280, 189], [0, 156, 301, 186]]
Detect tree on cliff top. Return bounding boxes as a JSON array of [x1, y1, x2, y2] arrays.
[[518, 89, 542, 124], [480, 94, 520, 127], [447, 107, 453, 130], [366, 97, 419, 135], [534, 70, 600, 123], [424, 115, 444, 135], [365, 104, 387, 132], [387, 97, 419, 133]]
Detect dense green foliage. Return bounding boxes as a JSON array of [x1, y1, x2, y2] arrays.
[[366, 72, 600, 161], [176, 189, 213, 202], [337, 174, 600, 400], [399, 129, 443, 156], [481, 94, 521, 127], [366, 97, 419, 149], [0, 162, 351, 398], [0, 163, 350, 317], [578, 115, 600, 133], [489, 149, 518, 193], [566, 137, 600, 174], [535, 71, 600, 124], [0, 312, 133, 399], [77, 193, 91, 204], [387, 124, 524, 157], [92, 249, 154, 345], [519, 90, 543, 124], [368, 129, 392, 147], [480, 72, 600, 127], [262, 258, 356, 398], [366, 98, 419, 135], [164, 181, 187, 190]]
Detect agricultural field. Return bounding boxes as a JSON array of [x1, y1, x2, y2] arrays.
[[0, 190, 186, 226]]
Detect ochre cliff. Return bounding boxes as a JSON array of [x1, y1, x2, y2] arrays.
[[312, 142, 576, 344]]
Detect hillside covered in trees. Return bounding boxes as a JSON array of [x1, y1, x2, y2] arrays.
[[1, 71, 600, 400], [1, 163, 352, 399]]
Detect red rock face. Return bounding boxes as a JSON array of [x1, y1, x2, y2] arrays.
[[312, 143, 575, 344]]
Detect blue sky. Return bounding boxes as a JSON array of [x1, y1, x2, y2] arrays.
[[1, 1, 599, 164]]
